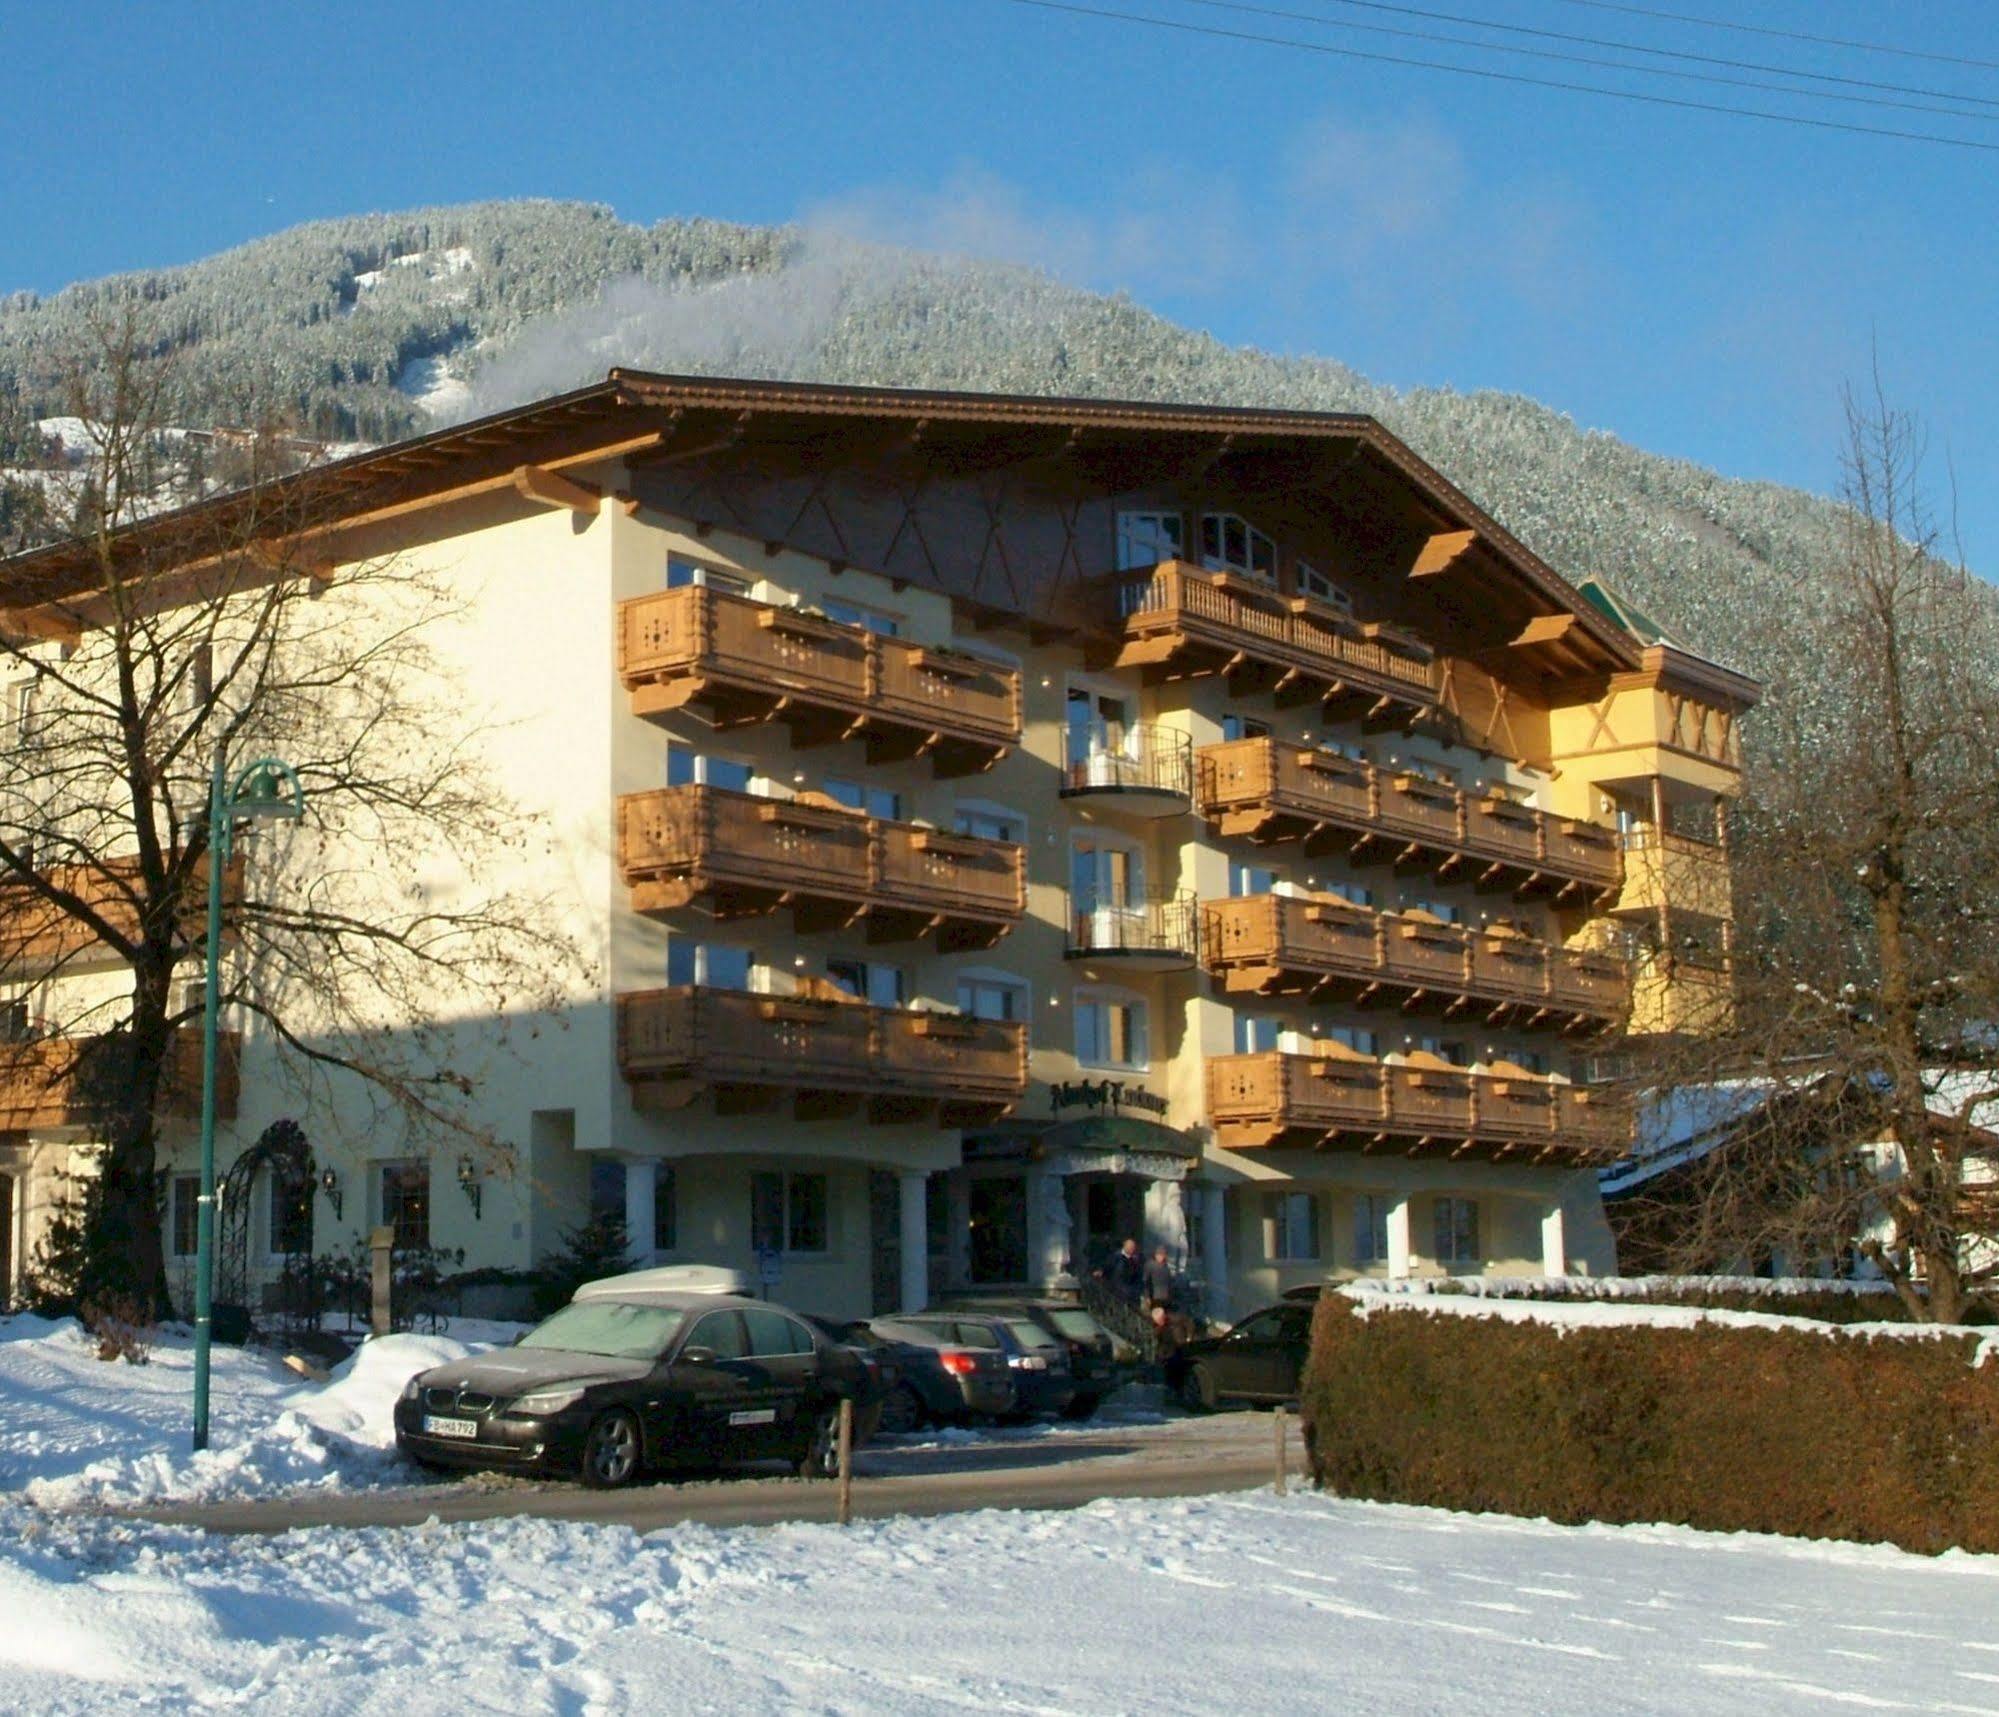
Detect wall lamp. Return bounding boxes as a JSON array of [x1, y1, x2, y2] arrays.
[[457, 1155, 484, 1220], [319, 1167, 342, 1221]]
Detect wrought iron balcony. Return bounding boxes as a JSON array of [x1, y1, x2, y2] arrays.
[[1060, 721, 1193, 815], [1065, 890, 1200, 970]]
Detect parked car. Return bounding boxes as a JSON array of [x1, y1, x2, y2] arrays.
[[392, 1268, 871, 1487], [880, 1312, 1075, 1422], [937, 1299, 1122, 1419], [1162, 1302, 1314, 1411], [862, 1315, 1019, 1432], [796, 1314, 901, 1443]]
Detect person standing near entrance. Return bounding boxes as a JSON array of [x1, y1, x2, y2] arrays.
[[1142, 1243, 1175, 1313], [1100, 1236, 1143, 1303]]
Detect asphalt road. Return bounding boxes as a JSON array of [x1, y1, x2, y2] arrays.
[[132, 1410, 1303, 1537]]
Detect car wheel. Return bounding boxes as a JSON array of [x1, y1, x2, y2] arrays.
[[877, 1383, 927, 1436], [1178, 1362, 1218, 1414], [795, 1404, 843, 1480], [1060, 1393, 1101, 1422], [579, 1409, 643, 1489]]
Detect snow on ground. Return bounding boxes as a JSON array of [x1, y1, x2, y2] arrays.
[[0, 1313, 516, 1508], [3, 1487, 1996, 1715]]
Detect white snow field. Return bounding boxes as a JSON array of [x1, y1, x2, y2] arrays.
[[0, 1313, 514, 1507], [3, 1489, 1997, 1715]]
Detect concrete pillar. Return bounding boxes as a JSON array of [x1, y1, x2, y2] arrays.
[[1541, 1200, 1568, 1279], [1027, 1164, 1073, 1288], [898, 1172, 929, 1313], [1143, 1177, 1187, 1262], [1200, 1182, 1230, 1321], [623, 1158, 656, 1266], [1386, 1195, 1413, 1281]]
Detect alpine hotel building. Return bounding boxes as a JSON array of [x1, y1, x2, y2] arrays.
[[0, 374, 1758, 1320]]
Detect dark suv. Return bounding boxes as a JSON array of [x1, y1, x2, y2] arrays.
[[937, 1299, 1121, 1419]]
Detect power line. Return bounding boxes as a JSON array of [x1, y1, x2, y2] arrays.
[[996, 0, 1999, 154], [1204, 0, 1999, 112], [1551, 0, 1999, 77], [1178, 0, 1999, 124]]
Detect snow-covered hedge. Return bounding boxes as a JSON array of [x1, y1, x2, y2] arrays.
[[1302, 1292, 1999, 1554]]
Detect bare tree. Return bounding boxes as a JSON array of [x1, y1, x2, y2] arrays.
[[0, 308, 587, 1311], [1621, 380, 1999, 1322]]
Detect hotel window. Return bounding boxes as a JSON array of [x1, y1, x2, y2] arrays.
[[958, 975, 1028, 1023], [182, 643, 214, 716], [1229, 860, 1279, 898], [1199, 513, 1277, 585], [1115, 510, 1183, 571], [953, 803, 1025, 845], [825, 777, 902, 821], [751, 1170, 829, 1255], [1409, 899, 1462, 924], [267, 1172, 312, 1259], [378, 1161, 430, 1251], [169, 1175, 200, 1259], [1071, 831, 1144, 912], [1233, 1014, 1282, 1054], [825, 958, 905, 1009], [666, 936, 754, 991], [819, 597, 900, 636], [1075, 988, 1148, 1070], [1433, 1197, 1482, 1267], [1297, 562, 1354, 615], [666, 555, 749, 595], [1264, 1191, 1322, 1262], [1066, 685, 1134, 775], [1353, 1194, 1392, 1266], [1324, 1025, 1380, 1057], [665, 742, 754, 795], [1409, 1034, 1471, 1066], [1325, 879, 1375, 909], [13, 679, 40, 744], [1219, 714, 1270, 743]]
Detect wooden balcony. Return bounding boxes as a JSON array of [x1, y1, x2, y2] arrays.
[[1206, 1050, 1626, 1163], [1103, 561, 1438, 723], [0, 855, 243, 973], [1628, 956, 1735, 1039], [0, 1027, 238, 1131], [1615, 829, 1734, 923], [619, 786, 1024, 951], [1203, 894, 1626, 1030], [617, 985, 1027, 1126], [1198, 737, 1623, 900], [618, 587, 1020, 777]]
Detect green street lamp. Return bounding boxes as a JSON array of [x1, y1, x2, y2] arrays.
[[192, 752, 304, 1454]]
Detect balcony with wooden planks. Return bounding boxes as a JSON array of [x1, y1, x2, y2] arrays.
[[616, 985, 1027, 1126], [0, 854, 243, 974], [1205, 1048, 1627, 1162], [1197, 736, 1623, 901], [1101, 561, 1438, 725], [0, 1027, 238, 1131], [1202, 893, 1626, 1030], [1615, 827, 1734, 923], [618, 786, 1024, 951], [618, 586, 1020, 777]]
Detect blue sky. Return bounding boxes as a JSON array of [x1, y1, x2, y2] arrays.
[[2, 0, 1994, 561]]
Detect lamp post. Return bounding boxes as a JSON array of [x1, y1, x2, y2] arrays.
[[192, 752, 304, 1453]]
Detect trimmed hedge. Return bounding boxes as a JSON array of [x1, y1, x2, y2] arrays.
[[1302, 1297, 1999, 1554]]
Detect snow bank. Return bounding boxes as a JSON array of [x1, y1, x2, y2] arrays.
[[3, 1489, 1995, 1713], [0, 1313, 510, 1509]]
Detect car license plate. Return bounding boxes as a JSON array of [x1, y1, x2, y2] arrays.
[[423, 1415, 478, 1440]]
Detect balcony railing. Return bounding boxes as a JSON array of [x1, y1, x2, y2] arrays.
[[1205, 1050, 1626, 1162], [618, 586, 1021, 777], [617, 985, 1027, 1123], [1067, 890, 1200, 967], [619, 786, 1024, 950], [0, 855, 243, 974], [1198, 737, 1623, 897], [0, 1027, 237, 1131], [1203, 894, 1626, 1028], [1616, 827, 1734, 922], [1106, 561, 1438, 719], [1061, 721, 1194, 809]]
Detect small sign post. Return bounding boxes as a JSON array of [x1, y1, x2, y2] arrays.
[[755, 1246, 782, 1300], [369, 1225, 394, 1336], [836, 1397, 854, 1527]]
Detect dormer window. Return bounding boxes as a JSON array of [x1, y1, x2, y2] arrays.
[[1297, 561, 1353, 615], [1199, 513, 1276, 584]]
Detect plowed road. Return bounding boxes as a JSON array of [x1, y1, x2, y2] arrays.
[[132, 1410, 1300, 1536]]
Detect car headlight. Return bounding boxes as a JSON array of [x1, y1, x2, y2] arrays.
[[511, 1386, 586, 1416], [401, 1375, 425, 1402]]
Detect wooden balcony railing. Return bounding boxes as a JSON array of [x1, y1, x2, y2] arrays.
[[1205, 1050, 1627, 1162], [1198, 737, 1623, 898], [1616, 827, 1734, 923], [619, 786, 1024, 950], [0, 855, 243, 973], [1203, 894, 1626, 1029], [0, 1027, 238, 1131], [617, 986, 1027, 1125], [618, 587, 1021, 777], [1106, 561, 1438, 720]]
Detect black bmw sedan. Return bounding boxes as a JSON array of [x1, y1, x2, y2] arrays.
[[394, 1287, 870, 1487]]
